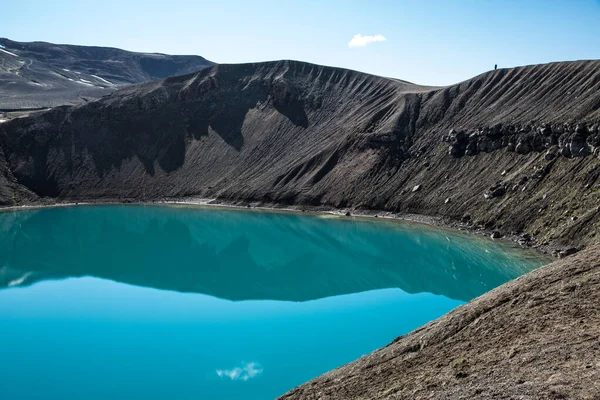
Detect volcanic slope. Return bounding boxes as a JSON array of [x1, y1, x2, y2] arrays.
[[0, 38, 213, 110], [280, 244, 600, 400], [1, 59, 600, 250]]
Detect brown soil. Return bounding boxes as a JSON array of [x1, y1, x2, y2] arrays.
[[280, 245, 600, 400]]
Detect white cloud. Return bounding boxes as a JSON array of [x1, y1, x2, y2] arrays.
[[216, 362, 263, 381], [348, 34, 387, 48]]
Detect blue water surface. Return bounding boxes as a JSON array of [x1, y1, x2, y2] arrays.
[[0, 205, 546, 399]]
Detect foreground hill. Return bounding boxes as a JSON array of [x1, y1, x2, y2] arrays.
[[0, 38, 213, 110], [1, 59, 599, 250], [280, 244, 600, 399]]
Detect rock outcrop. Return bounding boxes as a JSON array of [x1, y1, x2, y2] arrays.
[[444, 122, 600, 159]]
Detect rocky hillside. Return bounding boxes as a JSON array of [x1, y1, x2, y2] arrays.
[[0, 38, 213, 110], [280, 244, 600, 400], [1, 59, 599, 250]]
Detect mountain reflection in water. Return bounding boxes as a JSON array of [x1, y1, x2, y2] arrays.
[[0, 205, 544, 302]]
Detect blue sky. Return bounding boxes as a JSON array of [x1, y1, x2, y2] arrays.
[[2, 0, 599, 85]]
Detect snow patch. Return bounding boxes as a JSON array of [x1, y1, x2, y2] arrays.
[[91, 74, 113, 85], [76, 80, 95, 87], [0, 47, 18, 57], [63, 68, 70, 72], [0, 119, 7, 123]]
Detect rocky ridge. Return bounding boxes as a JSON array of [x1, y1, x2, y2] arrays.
[[0, 37, 214, 110], [445, 122, 600, 159]]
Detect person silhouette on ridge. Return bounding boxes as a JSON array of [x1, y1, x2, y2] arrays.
[[494, 64, 497, 70]]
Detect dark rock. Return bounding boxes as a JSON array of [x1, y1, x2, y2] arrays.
[[569, 136, 590, 157], [486, 184, 506, 198], [477, 137, 490, 152], [575, 124, 589, 136], [449, 143, 463, 157], [541, 125, 553, 136], [465, 141, 478, 156], [515, 140, 531, 154], [558, 247, 578, 258], [491, 231, 501, 239]]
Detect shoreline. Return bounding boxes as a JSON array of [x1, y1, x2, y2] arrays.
[[0, 197, 558, 260]]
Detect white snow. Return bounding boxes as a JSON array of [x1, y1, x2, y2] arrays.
[[91, 74, 113, 85], [63, 68, 70, 72], [76, 80, 94, 87], [0, 47, 18, 57], [0, 119, 7, 123], [68, 78, 74, 81], [75, 71, 81, 75], [29, 81, 43, 86], [0, 44, 4, 48]]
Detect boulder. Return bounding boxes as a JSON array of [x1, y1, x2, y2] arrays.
[[575, 124, 589, 136], [532, 134, 545, 152], [486, 184, 506, 198], [541, 125, 553, 136], [515, 140, 532, 154], [465, 141, 477, 156], [545, 151, 556, 161], [559, 247, 578, 258], [477, 137, 491, 152], [569, 137, 590, 157]]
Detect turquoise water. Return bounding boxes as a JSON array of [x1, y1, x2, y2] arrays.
[[0, 205, 545, 399]]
